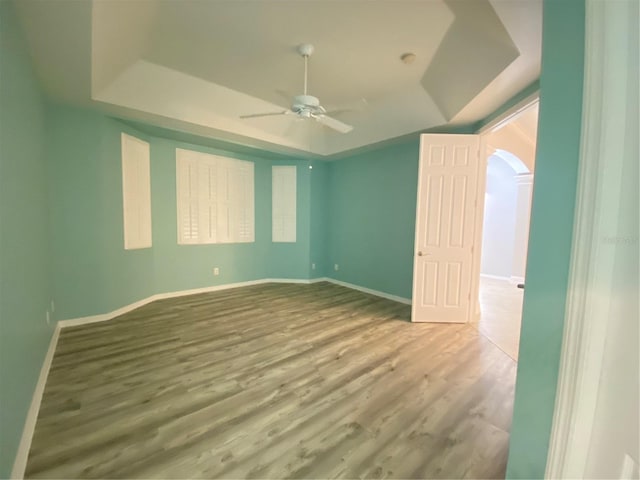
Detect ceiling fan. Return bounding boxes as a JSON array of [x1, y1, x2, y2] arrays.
[[240, 44, 354, 134]]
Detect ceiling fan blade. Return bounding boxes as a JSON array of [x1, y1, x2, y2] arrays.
[[314, 114, 353, 133], [240, 110, 291, 119], [324, 98, 368, 116]]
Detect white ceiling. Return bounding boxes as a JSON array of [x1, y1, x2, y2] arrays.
[[14, 0, 542, 158]]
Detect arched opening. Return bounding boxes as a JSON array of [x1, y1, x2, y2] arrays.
[[481, 151, 532, 281], [475, 149, 534, 360]]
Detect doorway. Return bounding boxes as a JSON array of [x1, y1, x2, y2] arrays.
[[473, 101, 539, 361]]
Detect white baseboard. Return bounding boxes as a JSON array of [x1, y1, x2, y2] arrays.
[[480, 273, 511, 282], [58, 279, 271, 328], [57, 278, 412, 327], [11, 323, 61, 479], [58, 295, 152, 328], [265, 278, 326, 284], [58, 278, 333, 328], [153, 279, 270, 301], [325, 278, 412, 305]]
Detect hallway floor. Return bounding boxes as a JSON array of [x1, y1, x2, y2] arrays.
[[473, 277, 524, 361]]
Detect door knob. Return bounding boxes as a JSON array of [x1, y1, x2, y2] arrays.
[[417, 251, 430, 256]]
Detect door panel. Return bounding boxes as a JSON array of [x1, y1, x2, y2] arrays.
[[412, 134, 480, 323]]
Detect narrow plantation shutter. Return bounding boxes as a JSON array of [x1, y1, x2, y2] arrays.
[[138, 148, 152, 246], [272, 166, 297, 242], [122, 133, 152, 249]]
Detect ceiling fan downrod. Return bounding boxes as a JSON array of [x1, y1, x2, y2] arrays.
[[297, 43, 314, 96]]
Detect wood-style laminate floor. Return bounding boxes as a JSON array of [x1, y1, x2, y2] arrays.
[[26, 282, 516, 479]]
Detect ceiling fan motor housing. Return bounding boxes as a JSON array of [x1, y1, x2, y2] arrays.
[[292, 94, 325, 115]]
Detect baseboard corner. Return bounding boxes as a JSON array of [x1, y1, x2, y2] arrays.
[[11, 323, 61, 479]]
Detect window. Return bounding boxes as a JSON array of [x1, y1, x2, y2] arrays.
[[121, 133, 152, 250], [176, 148, 254, 245], [272, 166, 297, 242]]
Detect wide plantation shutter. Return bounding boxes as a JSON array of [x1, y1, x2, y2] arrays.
[[121, 133, 152, 250], [176, 149, 200, 244], [176, 149, 254, 245], [272, 166, 297, 242]]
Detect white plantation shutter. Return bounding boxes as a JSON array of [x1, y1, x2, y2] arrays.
[[226, 159, 254, 243], [176, 149, 254, 245], [121, 133, 152, 250], [216, 158, 231, 243], [176, 150, 200, 244], [272, 166, 297, 243], [198, 159, 218, 244], [236, 161, 255, 242]]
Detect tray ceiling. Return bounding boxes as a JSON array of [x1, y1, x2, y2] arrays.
[[14, 0, 542, 158]]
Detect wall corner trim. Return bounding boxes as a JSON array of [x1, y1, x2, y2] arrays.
[[11, 324, 61, 480], [324, 278, 412, 305]]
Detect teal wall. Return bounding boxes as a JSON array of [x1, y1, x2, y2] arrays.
[[47, 105, 313, 320], [0, 2, 54, 477], [506, 0, 585, 477], [327, 141, 419, 299], [266, 159, 313, 280], [47, 107, 156, 320], [147, 136, 271, 293], [310, 161, 330, 278]]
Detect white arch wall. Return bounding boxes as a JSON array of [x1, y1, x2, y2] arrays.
[[481, 155, 518, 277], [485, 122, 536, 171], [480, 154, 534, 282]]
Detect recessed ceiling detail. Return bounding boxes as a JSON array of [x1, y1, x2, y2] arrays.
[[15, 0, 542, 158]]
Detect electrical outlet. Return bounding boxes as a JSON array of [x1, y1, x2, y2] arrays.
[[46, 311, 50, 325], [213, 267, 220, 276], [311, 263, 316, 270], [334, 264, 339, 271]]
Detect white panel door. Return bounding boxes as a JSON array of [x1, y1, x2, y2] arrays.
[[412, 134, 480, 323]]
